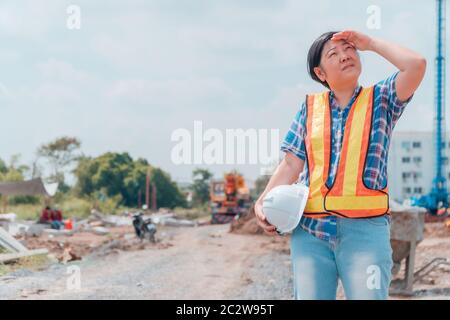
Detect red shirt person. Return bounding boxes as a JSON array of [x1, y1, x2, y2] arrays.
[[51, 209, 63, 221], [39, 206, 52, 223]]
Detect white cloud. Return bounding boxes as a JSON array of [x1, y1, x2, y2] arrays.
[[104, 77, 237, 108], [0, 82, 13, 100], [0, 0, 65, 38], [32, 83, 81, 105], [36, 59, 95, 84]]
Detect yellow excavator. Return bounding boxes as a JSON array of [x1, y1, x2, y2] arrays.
[[209, 172, 251, 224]]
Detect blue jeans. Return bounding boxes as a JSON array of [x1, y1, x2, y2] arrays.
[[51, 220, 64, 230], [290, 216, 393, 300]]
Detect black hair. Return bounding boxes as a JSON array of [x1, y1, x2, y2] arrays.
[[307, 31, 339, 89]]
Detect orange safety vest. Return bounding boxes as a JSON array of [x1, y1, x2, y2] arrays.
[[303, 85, 389, 219]]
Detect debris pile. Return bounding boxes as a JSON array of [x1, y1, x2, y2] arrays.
[[229, 204, 264, 235], [1, 208, 199, 265]]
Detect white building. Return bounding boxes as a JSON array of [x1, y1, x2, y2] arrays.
[[387, 131, 450, 202]]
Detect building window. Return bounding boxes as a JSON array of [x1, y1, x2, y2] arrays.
[[412, 141, 421, 148], [403, 187, 411, 194], [413, 156, 422, 164], [401, 141, 411, 150], [413, 172, 422, 179], [414, 187, 423, 194], [402, 172, 411, 179], [402, 157, 411, 163]]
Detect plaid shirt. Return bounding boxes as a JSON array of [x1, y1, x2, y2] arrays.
[[280, 72, 413, 243]]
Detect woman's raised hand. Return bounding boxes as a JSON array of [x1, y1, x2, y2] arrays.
[[332, 30, 373, 51]]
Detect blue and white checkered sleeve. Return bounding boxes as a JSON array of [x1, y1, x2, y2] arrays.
[[377, 71, 414, 125], [280, 101, 307, 161]]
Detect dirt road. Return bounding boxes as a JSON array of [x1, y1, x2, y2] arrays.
[[0, 222, 449, 300], [0, 224, 293, 299]]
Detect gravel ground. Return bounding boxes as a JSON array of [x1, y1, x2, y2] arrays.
[[1, 222, 449, 300], [0, 224, 294, 300], [233, 251, 293, 300]]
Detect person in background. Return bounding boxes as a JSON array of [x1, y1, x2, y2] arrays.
[[39, 205, 64, 229], [39, 206, 52, 224]]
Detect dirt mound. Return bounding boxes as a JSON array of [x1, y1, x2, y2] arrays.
[[229, 204, 265, 235], [425, 214, 449, 223], [93, 236, 173, 257], [424, 221, 450, 238], [17, 226, 171, 262], [21, 231, 113, 262]]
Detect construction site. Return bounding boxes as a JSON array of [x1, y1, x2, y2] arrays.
[[1, 1, 450, 302], [0, 170, 449, 300]]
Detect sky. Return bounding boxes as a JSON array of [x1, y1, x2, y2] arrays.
[[0, 0, 444, 185]]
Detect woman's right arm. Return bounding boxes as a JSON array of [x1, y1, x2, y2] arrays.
[[254, 152, 305, 235]]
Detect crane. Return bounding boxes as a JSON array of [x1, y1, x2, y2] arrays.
[[412, 0, 449, 214]]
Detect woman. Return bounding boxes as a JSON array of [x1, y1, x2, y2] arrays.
[[255, 30, 426, 300]]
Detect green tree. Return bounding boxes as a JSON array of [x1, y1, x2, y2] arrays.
[[0, 158, 7, 175], [72, 156, 97, 196], [0, 155, 38, 205], [73, 152, 186, 209], [37, 136, 81, 188], [123, 158, 149, 206], [151, 167, 187, 209], [0, 155, 29, 182], [191, 168, 213, 206]]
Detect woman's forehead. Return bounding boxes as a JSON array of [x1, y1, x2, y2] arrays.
[[323, 39, 351, 53]]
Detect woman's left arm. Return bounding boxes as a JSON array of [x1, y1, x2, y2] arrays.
[[332, 30, 427, 101]]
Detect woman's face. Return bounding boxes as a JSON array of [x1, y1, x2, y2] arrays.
[[314, 39, 361, 90]]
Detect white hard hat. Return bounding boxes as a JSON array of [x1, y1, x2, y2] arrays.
[[262, 183, 309, 234]]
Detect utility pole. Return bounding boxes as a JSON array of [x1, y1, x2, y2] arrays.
[[146, 167, 151, 211], [152, 183, 157, 211]]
